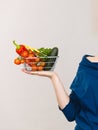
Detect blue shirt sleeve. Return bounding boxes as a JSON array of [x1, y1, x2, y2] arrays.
[[59, 91, 81, 122]]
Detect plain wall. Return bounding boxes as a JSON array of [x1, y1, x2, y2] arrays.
[[0, 0, 97, 130]]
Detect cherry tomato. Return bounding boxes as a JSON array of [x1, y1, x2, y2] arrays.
[[37, 66, 44, 71], [14, 58, 21, 65], [32, 65, 38, 71], [21, 59, 25, 64]]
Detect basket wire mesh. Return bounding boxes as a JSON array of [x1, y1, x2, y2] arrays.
[[24, 56, 59, 71]]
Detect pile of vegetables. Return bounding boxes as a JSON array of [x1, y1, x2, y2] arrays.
[[13, 40, 59, 71]]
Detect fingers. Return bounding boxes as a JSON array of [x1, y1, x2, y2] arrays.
[[22, 69, 38, 75], [21, 68, 52, 77], [22, 68, 45, 76]]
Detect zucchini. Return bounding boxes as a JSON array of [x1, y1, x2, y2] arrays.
[[44, 47, 58, 70]]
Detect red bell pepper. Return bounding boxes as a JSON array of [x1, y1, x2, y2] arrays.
[[13, 40, 29, 58]]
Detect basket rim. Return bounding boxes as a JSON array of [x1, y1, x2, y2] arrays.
[[24, 56, 59, 59]]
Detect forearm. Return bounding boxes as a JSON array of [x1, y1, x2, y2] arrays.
[[50, 73, 70, 109], [22, 69, 70, 109]]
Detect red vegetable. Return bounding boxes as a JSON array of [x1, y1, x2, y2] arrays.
[[13, 40, 29, 58], [14, 58, 21, 65]]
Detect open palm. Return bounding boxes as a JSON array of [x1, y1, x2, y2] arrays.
[[22, 69, 56, 78]]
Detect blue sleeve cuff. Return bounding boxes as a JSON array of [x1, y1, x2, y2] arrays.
[[58, 92, 80, 122], [59, 101, 76, 121]]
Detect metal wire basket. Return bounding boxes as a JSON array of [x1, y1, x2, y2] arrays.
[[23, 56, 59, 71]]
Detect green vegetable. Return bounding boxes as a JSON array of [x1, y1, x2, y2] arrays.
[[37, 47, 52, 61], [38, 47, 52, 56], [44, 47, 59, 70]]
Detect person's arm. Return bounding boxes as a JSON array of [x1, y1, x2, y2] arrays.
[[22, 69, 81, 121], [50, 72, 70, 109], [22, 69, 70, 109]]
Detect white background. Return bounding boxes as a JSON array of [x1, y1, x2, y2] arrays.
[[0, 0, 98, 130]]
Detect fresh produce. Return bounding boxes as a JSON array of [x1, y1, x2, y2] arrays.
[[20, 59, 25, 64], [32, 64, 38, 71], [37, 47, 52, 61], [14, 57, 21, 65], [37, 66, 44, 71], [14, 57, 25, 65], [13, 41, 59, 71], [38, 47, 52, 57], [44, 47, 58, 70], [13, 40, 29, 58]]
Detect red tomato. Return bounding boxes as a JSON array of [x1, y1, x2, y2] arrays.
[[37, 66, 44, 71], [32, 65, 38, 71], [14, 58, 21, 65], [21, 59, 25, 64]]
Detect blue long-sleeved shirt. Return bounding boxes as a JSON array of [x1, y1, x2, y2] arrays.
[[59, 55, 98, 130]]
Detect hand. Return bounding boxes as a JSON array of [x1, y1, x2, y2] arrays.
[[22, 69, 57, 78]]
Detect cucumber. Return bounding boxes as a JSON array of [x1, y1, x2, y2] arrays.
[[44, 47, 58, 70]]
